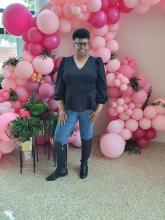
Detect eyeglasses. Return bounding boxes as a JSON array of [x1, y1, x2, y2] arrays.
[[74, 41, 89, 48]]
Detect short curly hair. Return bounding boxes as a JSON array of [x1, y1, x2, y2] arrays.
[[72, 28, 90, 40]]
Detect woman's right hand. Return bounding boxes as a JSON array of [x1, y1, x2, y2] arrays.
[[58, 109, 67, 125]]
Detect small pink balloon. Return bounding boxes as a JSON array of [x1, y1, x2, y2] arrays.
[[58, 18, 72, 34], [107, 119, 124, 134], [108, 86, 121, 98], [96, 47, 111, 63], [121, 85, 134, 97], [100, 133, 125, 158], [132, 108, 143, 120], [16, 87, 29, 102], [120, 128, 132, 140], [108, 107, 118, 117], [125, 119, 138, 132], [117, 98, 125, 106], [139, 118, 151, 130], [106, 40, 119, 52], [93, 25, 109, 36], [133, 127, 146, 139], [120, 64, 135, 79], [92, 36, 106, 49], [119, 112, 130, 120], [143, 106, 157, 119], [117, 106, 124, 113], [39, 83, 54, 98], [22, 50, 34, 62], [107, 59, 120, 72], [42, 34, 60, 50], [27, 27, 43, 43], [27, 81, 39, 91]]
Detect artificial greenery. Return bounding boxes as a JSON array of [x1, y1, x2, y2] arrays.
[[129, 77, 140, 91], [2, 57, 21, 68], [142, 87, 152, 110], [0, 75, 4, 89], [9, 89, 18, 101], [125, 139, 141, 154], [8, 117, 43, 143]]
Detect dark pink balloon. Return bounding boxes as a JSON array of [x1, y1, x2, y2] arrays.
[[107, 7, 120, 24], [118, 0, 133, 13], [109, 0, 119, 7], [89, 10, 107, 28], [22, 32, 29, 42], [145, 128, 157, 140], [2, 3, 32, 36], [101, 0, 110, 10], [23, 42, 30, 51], [54, 57, 63, 71], [136, 138, 148, 148], [28, 43, 43, 56], [42, 34, 60, 50], [30, 16, 37, 27], [133, 127, 146, 140], [27, 27, 44, 43], [108, 86, 121, 98]]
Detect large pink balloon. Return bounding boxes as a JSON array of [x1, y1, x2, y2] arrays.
[[2, 3, 32, 36], [39, 83, 54, 98], [152, 115, 165, 131], [32, 56, 54, 75], [14, 61, 34, 80], [27, 27, 43, 43], [0, 112, 18, 142], [0, 140, 16, 154], [107, 7, 120, 25], [100, 133, 125, 158], [96, 47, 111, 63], [37, 9, 60, 34], [42, 34, 60, 50], [89, 11, 107, 28], [107, 119, 124, 133]]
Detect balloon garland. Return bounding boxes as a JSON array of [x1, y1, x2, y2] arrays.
[[1, 0, 165, 159]]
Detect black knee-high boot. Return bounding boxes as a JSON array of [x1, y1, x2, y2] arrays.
[[46, 141, 68, 181], [80, 138, 93, 179]]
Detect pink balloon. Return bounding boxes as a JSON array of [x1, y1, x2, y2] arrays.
[[120, 64, 135, 79], [42, 34, 60, 50], [119, 112, 130, 120], [2, 3, 32, 36], [89, 11, 107, 28], [119, 0, 133, 13], [107, 59, 120, 72], [93, 25, 109, 36], [87, 0, 102, 12], [108, 107, 118, 117], [136, 138, 148, 148], [54, 57, 63, 71], [107, 119, 124, 133], [139, 118, 151, 130], [27, 81, 39, 91], [125, 119, 138, 132], [124, 0, 139, 8], [106, 40, 119, 51], [145, 128, 157, 140], [96, 47, 111, 63], [100, 133, 125, 158], [14, 61, 34, 79], [1, 78, 17, 90], [120, 128, 132, 140], [63, 3, 73, 18], [11, 101, 21, 110], [22, 50, 34, 62], [135, 3, 150, 13], [121, 85, 134, 97], [144, 106, 157, 119], [71, 131, 82, 147], [92, 36, 106, 49], [132, 90, 147, 105], [39, 83, 54, 98], [101, 0, 110, 10], [0, 140, 16, 154], [58, 18, 72, 34], [36, 9, 60, 34], [0, 151, 2, 160], [108, 86, 121, 98], [107, 7, 120, 25], [132, 108, 143, 120], [133, 127, 146, 139], [137, 73, 146, 88], [27, 27, 43, 43], [28, 43, 43, 56], [16, 87, 29, 102], [0, 112, 18, 141], [152, 115, 165, 131], [32, 56, 54, 75], [109, 0, 119, 6], [22, 32, 29, 42]]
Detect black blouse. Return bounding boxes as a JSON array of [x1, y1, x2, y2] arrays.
[[54, 55, 108, 112]]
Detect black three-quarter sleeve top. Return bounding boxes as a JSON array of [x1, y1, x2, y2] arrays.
[[54, 55, 108, 112]]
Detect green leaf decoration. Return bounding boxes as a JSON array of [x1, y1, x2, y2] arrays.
[[129, 77, 140, 92]]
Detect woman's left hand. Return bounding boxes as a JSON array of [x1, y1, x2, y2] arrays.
[[89, 109, 101, 124]]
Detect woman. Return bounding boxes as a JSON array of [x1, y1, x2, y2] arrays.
[[46, 28, 108, 181]]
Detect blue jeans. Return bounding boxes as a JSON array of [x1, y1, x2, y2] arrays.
[[55, 110, 94, 145]]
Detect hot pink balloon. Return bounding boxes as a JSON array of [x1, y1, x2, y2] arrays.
[[27, 27, 43, 43], [89, 11, 107, 28], [109, 0, 119, 6], [42, 34, 60, 50], [2, 3, 32, 36], [107, 7, 120, 25], [120, 64, 135, 79], [101, 0, 110, 10], [100, 133, 125, 158], [28, 43, 43, 56]]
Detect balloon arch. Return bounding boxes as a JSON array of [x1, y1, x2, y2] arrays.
[[1, 0, 165, 160]]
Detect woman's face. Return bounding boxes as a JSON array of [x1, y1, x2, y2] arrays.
[[73, 38, 90, 57]]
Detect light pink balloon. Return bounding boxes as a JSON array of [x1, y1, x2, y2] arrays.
[[0, 140, 16, 154], [16, 78, 27, 86], [27, 81, 39, 91], [124, 0, 139, 8], [96, 47, 111, 63], [135, 2, 150, 13], [92, 36, 106, 49], [16, 87, 29, 102], [120, 128, 132, 140], [105, 32, 114, 41], [132, 90, 147, 105], [155, 105, 165, 115], [63, 3, 73, 18], [121, 85, 134, 97], [39, 83, 54, 98], [106, 40, 119, 52], [58, 18, 72, 34], [100, 133, 125, 158], [107, 119, 124, 133], [0, 112, 18, 141], [87, 0, 102, 12], [125, 119, 138, 132], [152, 115, 165, 131], [22, 50, 34, 62], [109, 23, 119, 31], [132, 108, 143, 120], [36, 9, 60, 34], [108, 107, 118, 117], [106, 59, 120, 72], [139, 118, 151, 130], [51, 5, 62, 17], [15, 61, 33, 79], [93, 25, 109, 36], [32, 56, 54, 75], [117, 98, 125, 106], [144, 106, 157, 119], [120, 64, 135, 79], [117, 106, 124, 113], [71, 131, 82, 147], [1, 79, 17, 90]]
